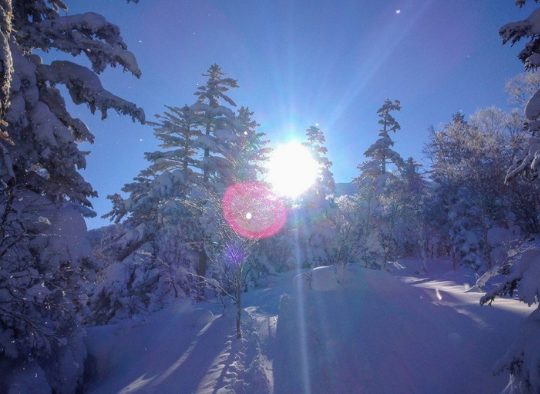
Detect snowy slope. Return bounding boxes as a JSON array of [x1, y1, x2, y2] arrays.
[[85, 263, 532, 394]]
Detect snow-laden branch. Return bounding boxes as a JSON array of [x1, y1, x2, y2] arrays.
[[39, 84, 94, 143], [481, 242, 540, 306], [19, 12, 141, 76], [38, 60, 145, 123], [501, 8, 540, 71]]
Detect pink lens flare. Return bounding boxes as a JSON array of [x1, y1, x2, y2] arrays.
[[222, 182, 287, 239]]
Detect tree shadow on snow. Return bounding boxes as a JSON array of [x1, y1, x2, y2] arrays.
[[87, 312, 240, 394], [272, 273, 527, 394]]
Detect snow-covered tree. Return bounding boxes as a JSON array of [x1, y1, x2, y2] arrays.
[[95, 105, 205, 322], [102, 65, 272, 309], [362, 99, 404, 176], [0, 1, 144, 392], [292, 125, 337, 268], [105, 105, 202, 258], [426, 112, 513, 271], [480, 3, 540, 392], [393, 157, 428, 258], [507, 71, 540, 109], [188, 65, 244, 291], [502, 3, 540, 181], [355, 99, 405, 233], [193, 64, 239, 190], [230, 106, 271, 183], [481, 238, 540, 393], [331, 194, 369, 268], [354, 99, 405, 268], [303, 125, 335, 198]]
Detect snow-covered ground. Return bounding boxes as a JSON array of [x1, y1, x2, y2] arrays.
[[85, 261, 532, 393]]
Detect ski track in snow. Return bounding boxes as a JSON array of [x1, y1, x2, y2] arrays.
[[85, 263, 532, 394]]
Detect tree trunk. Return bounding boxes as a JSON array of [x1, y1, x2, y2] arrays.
[[236, 293, 242, 339], [481, 220, 493, 269], [196, 249, 208, 301]]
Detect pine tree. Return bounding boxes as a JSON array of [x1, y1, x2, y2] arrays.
[[303, 125, 335, 198], [426, 113, 484, 270], [293, 124, 337, 268], [503, 2, 540, 181], [103, 65, 269, 305], [363, 99, 404, 176], [354, 99, 405, 268], [394, 157, 427, 258], [106, 104, 202, 245], [101, 104, 206, 314], [0, 2, 144, 391], [193, 64, 239, 190], [480, 3, 540, 392], [231, 106, 271, 183]]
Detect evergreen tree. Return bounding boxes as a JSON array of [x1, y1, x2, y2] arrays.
[[427, 113, 492, 270], [400, 157, 425, 197], [193, 64, 239, 190], [303, 125, 335, 198], [0, 1, 144, 391], [354, 99, 405, 268], [102, 104, 206, 314], [102, 65, 270, 306], [231, 106, 271, 183], [362, 99, 404, 176], [293, 125, 337, 267], [503, 3, 540, 181], [430, 111, 527, 271], [394, 157, 428, 258], [480, 3, 540, 392], [106, 105, 202, 249]]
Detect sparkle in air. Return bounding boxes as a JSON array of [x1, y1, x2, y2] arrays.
[[395, 9, 401, 14], [266, 141, 319, 199]]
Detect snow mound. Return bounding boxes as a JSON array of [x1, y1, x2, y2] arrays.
[[293, 266, 349, 292], [311, 266, 340, 291]]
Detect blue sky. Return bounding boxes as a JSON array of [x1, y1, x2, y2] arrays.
[[61, 0, 536, 229]]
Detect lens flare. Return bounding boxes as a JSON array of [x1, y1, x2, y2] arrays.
[[224, 241, 247, 266], [222, 182, 287, 239]]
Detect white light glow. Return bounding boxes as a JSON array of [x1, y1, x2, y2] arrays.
[[266, 141, 319, 198]]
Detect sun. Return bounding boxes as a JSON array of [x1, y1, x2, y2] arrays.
[[266, 141, 319, 198]]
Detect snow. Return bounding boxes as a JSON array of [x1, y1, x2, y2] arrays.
[[85, 262, 532, 393], [6, 363, 50, 394], [295, 266, 342, 292], [39, 61, 145, 123]]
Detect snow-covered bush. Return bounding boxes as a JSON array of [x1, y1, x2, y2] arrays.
[[85, 223, 199, 325], [481, 239, 540, 392]]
